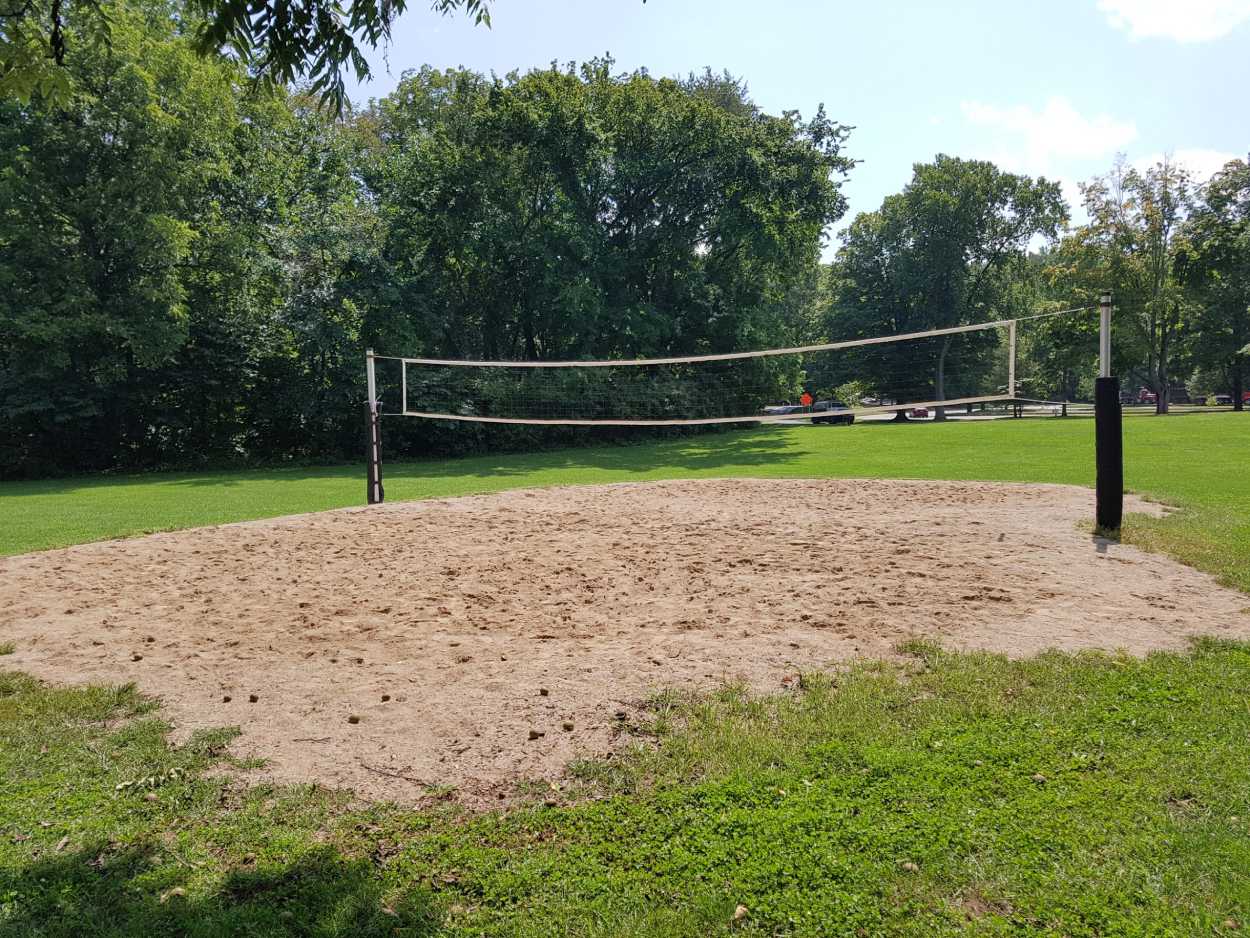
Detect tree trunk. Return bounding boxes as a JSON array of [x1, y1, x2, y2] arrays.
[[1234, 358, 1245, 412], [522, 311, 539, 360], [1156, 312, 1170, 415]]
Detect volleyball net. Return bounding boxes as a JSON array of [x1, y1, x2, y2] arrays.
[[369, 306, 1100, 427]]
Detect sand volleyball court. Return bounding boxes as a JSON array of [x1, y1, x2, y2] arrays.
[[3, 478, 1248, 804]]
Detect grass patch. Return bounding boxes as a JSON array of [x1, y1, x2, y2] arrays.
[[1, 412, 1248, 591], [2, 412, 1249, 934], [4, 642, 1250, 935], [0, 642, 14, 656]]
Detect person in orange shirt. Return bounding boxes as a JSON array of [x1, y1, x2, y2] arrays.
[[799, 391, 813, 409]]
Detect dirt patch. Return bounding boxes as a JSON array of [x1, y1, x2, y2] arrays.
[[2, 478, 1247, 804]]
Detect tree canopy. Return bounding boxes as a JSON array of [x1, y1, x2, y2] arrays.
[[826, 155, 1066, 417], [0, 3, 851, 475], [2, 0, 1246, 479], [1, 0, 492, 107], [1179, 158, 1250, 410]]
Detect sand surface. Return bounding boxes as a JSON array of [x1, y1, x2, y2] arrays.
[[2, 478, 1248, 804]]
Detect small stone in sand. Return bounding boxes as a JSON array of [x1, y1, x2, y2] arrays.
[[562, 721, 574, 731], [222, 695, 232, 703], [348, 715, 361, 725], [249, 694, 259, 703], [528, 729, 544, 740]]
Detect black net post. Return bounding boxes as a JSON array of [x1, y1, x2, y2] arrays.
[[1094, 377, 1122, 531], [1094, 293, 1121, 532]]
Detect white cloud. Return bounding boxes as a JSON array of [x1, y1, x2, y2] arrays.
[[1131, 148, 1241, 182], [1097, 0, 1250, 42], [960, 97, 1138, 177]]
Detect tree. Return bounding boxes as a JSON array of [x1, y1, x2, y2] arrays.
[[359, 60, 853, 447], [1179, 158, 1250, 411], [1, 31, 855, 476], [0, 0, 380, 475], [1061, 157, 1194, 414], [0, 0, 248, 472], [1, 0, 492, 108], [362, 61, 851, 423], [826, 155, 1066, 418]]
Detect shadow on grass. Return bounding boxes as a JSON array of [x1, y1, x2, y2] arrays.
[[0, 842, 439, 937], [1, 427, 815, 497], [160, 428, 813, 487]]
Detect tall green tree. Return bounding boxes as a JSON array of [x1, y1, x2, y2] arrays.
[[0, 0, 378, 474], [0, 0, 246, 471], [364, 60, 851, 356], [826, 155, 1066, 418], [355, 61, 851, 445], [1056, 157, 1194, 414], [1179, 158, 1250, 411]]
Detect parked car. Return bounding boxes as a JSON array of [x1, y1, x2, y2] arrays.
[[811, 400, 855, 425], [1214, 394, 1233, 406], [762, 404, 803, 417], [1137, 388, 1157, 404], [909, 407, 930, 418], [1192, 395, 1208, 406]]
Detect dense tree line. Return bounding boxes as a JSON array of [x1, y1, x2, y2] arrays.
[[825, 154, 1250, 417], [0, 1, 851, 476], [2, 1, 1245, 478]]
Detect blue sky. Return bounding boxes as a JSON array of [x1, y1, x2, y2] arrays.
[[346, 0, 1249, 256]]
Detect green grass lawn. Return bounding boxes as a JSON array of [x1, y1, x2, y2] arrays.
[[3, 412, 1250, 936], [4, 643, 1250, 936]]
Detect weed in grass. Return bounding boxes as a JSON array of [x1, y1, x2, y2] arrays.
[[0, 642, 14, 655]]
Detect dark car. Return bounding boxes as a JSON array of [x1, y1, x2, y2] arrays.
[[811, 400, 855, 425]]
